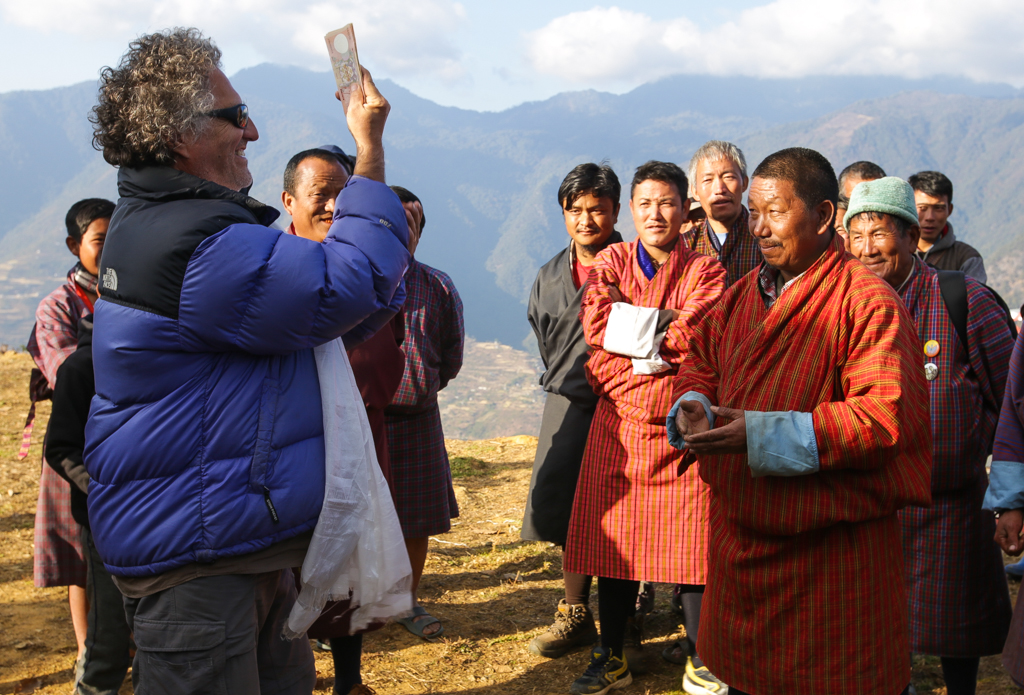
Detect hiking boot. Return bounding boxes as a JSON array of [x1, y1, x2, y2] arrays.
[[529, 599, 599, 658], [570, 646, 632, 695], [683, 656, 728, 695], [623, 614, 647, 674]]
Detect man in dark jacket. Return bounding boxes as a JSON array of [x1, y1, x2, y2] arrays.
[[46, 317, 133, 695], [910, 170, 987, 282], [523, 163, 624, 659], [84, 28, 408, 693]]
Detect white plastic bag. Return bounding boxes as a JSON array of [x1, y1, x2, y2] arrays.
[[283, 338, 413, 638]]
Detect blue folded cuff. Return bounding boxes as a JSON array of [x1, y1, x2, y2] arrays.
[[666, 392, 715, 450], [983, 460, 1024, 511], [746, 411, 820, 478]]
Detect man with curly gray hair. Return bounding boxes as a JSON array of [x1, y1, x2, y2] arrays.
[[85, 28, 409, 694]]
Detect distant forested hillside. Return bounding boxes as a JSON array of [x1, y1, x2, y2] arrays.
[[1, 67, 1021, 349]]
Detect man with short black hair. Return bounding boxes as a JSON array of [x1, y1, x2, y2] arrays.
[[664, 140, 763, 678], [670, 148, 931, 695], [909, 170, 986, 282], [835, 160, 886, 242], [28, 196, 114, 691], [847, 177, 1012, 695], [281, 147, 352, 239], [523, 163, 624, 661], [280, 145, 407, 695], [684, 140, 762, 287], [563, 161, 726, 695], [385, 185, 465, 641]]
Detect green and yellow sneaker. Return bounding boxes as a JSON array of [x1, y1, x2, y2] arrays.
[[570, 646, 632, 695], [682, 656, 728, 695]]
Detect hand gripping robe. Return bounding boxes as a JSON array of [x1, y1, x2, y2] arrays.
[[562, 240, 726, 583], [897, 260, 1012, 657], [672, 237, 932, 695]]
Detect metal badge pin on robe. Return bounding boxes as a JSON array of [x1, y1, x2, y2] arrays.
[[924, 340, 940, 380]]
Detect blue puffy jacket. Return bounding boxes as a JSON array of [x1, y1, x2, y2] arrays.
[[84, 167, 409, 577]]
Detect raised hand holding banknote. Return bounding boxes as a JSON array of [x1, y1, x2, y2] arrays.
[[325, 24, 389, 183], [326, 25, 362, 111]]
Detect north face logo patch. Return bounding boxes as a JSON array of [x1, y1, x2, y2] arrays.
[[102, 267, 118, 292]]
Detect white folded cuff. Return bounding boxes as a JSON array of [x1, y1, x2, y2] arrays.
[[604, 303, 660, 359]]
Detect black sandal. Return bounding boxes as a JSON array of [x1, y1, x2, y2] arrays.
[[670, 584, 686, 616], [396, 605, 444, 639], [661, 640, 689, 665], [636, 582, 656, 615]]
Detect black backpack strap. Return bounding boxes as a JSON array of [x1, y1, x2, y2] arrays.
[[937, 270, 969, 353], [984, 285, 1019, 340]]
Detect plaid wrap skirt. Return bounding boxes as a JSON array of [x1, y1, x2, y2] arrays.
[[563, 397, 708, 584], [385, 405, 458, 538], [34, 461, 86, 587], [900, 476, 1011, 656]]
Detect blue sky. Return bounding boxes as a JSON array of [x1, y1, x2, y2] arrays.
[[0, 0, 1020, 112]]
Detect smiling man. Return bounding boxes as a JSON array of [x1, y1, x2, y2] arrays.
[[671, 142, 762, 668], [562, 161, 726, 695], [667, 148, 932, 695], [847, 177, 1013, 695], [281, 146, 352, 239], [280, 145, 408, 695], [85, 28, 408, 693]]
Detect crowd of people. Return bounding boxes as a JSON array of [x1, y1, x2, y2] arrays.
[[20, 25, 1024, 695]]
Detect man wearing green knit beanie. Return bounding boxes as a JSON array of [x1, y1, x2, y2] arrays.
[[849, 175, 1015, 695]]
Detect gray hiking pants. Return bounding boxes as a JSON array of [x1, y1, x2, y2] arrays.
[[123, 570, 316, 695]]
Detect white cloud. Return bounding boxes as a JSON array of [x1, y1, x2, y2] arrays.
[[526, 1, 1024, 88], [0, 0, 468, 81]]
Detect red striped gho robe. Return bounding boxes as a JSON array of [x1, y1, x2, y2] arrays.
[[896, 259, 1012, 658], [563, 239, 725, 584], [673, 237, 932, 695]]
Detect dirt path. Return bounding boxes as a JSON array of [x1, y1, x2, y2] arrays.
[[0, 351, 1019, 694]]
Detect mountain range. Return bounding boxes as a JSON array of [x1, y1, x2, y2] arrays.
[[2, 66, 1024, 350]]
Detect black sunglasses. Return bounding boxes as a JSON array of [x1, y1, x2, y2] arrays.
[[205, 103, 249, 129]]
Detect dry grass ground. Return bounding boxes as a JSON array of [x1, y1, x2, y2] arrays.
[[0, 351, 1020, 694]]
